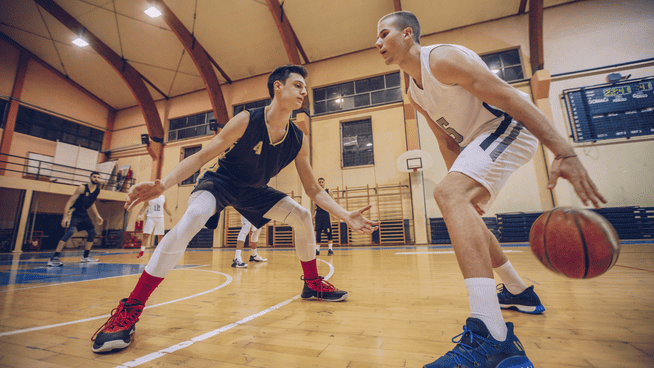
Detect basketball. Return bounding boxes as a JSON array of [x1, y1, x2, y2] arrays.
[[529, 207, 620, 279]]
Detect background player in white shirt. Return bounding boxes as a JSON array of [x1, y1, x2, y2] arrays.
[[137, 194, 172, 258], [232, 214, 266, 268]]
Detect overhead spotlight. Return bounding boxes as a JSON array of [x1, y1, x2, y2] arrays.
[[72, 37, 88, 47], [145, 6, 162, 18]]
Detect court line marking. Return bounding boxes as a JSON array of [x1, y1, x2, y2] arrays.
[[0, 269, 231, 337], [0, 264, 209, 293], [395, 250, 523, 255], [114, 259, 335, 368]]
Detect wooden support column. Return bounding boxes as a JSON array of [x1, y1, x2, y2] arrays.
[[0, 51, 29, 175], [530, 69, 556, 210], [529, 0, 544, 74]]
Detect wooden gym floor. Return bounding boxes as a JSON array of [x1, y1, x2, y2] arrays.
[[0, 241, 653, 368]]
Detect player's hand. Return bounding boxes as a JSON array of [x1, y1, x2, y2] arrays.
[[61, 217, 70, 228], [95, 216, 104, 226], [125, 180, 165, 211], [344, 205, 380, 234], [548, 155, 607, 209]]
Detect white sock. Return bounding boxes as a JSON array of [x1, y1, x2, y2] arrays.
[[140, 246, 145, 252], [316, 244, 320, 251], [465, 277, 507, 341], [252, 249, 258, 256], [235, 249, 242, 261], [328, 243, 333, 250], [494, 260, 528, 295]]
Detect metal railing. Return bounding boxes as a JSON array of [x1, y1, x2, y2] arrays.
[[0, 153, 135, 191]]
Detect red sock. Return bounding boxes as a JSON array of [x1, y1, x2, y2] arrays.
[[301, 259, 319, 280], [127, 271, 164, 304]]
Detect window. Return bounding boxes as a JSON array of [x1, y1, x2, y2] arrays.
[[168, 111, 214, 142], [481, 49, 524, 82], [234, 99, 303, 120], [341, 119, 374, 168], [314, 72, 402, 116], [13, 105, 104, 151], [180, 146, 202, 185]]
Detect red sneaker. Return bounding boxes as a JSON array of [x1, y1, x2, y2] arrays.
[[300, 276, 348, 302], [91, 298, 144, 353]]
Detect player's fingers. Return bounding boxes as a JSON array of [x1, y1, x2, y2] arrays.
[[547, 168, 560, 190], [581, 178, 603, 209]]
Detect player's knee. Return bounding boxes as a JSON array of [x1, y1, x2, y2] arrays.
[[286, 205, 313, 234], [86, 228, 97, 242]]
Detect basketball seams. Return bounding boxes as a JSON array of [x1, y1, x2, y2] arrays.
[[540, 210, 555, 273], [581, 210, 621, 269], [570, 209, 590, 279]]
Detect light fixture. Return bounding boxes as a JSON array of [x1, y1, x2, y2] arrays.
[[491, 69, 501, 74], [145, 6, 162, 18], [72, 37, 88, 47]]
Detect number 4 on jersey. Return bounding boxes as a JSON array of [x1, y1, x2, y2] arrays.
[[253, 141, 263, 155]]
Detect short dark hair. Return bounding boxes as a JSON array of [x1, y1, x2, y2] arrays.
[[380, 11, 421, 44], [318, 177, 325, 181], [90, 171, 100, 177], [268, 65, 308, 99]]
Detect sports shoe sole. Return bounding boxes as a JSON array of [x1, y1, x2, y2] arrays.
[[91, 329, 135, 353], [500, 303, 545, 314], [301, 293, 348, 302], [47, 263, 63, 267]]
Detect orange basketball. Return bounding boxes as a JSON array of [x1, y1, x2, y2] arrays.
[[529, 207, 620, 279]]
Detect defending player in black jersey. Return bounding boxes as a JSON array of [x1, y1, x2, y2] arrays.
[[314, 177, 334, 255], [91, 65, 379, 353], [48, 171, 103, 266]]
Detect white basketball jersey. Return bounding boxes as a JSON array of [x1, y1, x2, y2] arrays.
[[408, 44, 531, 147], [147, 195, 166, 218]]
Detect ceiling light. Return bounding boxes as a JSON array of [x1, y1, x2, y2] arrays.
[[491, 69, 501, 74], [72, 37, 88, 47], [145, 6, 162, 18]]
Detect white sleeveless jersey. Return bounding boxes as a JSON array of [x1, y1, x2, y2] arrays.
[[147, 195, 166, 218], [408, 44, 531, 147]]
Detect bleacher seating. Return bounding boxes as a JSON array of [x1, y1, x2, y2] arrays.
[[430, 206, 653, 244]]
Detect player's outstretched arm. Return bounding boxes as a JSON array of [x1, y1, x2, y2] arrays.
[[429, 46, 606, 208], [124, 111, 250, 210], [294, 137, 379, 234]]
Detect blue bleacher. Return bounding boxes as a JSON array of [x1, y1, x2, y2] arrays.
[[429, 206, 652, 244]]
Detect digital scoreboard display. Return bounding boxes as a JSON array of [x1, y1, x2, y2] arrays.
[[563, 77, 654, 142]]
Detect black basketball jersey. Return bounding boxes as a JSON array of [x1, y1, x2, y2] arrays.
[[72, 184, 100, 216], [200, 107, 304, 188]]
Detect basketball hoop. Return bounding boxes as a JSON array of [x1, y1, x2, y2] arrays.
[[397, 150, 433, 173]]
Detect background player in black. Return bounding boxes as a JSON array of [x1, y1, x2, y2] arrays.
[[314, 177, 334, 255], [91, 65, 379, 353], [47, 171, 103, 266]]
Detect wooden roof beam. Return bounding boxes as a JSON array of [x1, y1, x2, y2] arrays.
[[265, 0, 301, 65], [34, 0, 165, 144], [152, 0, 229, 128]]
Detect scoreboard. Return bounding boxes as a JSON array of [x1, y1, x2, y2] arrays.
[[563, 77, 654, 142]]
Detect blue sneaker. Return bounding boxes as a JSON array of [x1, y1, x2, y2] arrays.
[[423, 318, 533, 368], [497, 284, 545, 314]]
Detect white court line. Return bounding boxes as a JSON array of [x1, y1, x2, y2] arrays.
[[396, 250, 523, 255], [115, 259, 335, 368], [0, 269, 231, 337]]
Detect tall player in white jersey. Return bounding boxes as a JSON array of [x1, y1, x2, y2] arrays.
[[376, 11, 606, 368], [137, 194, 172, 258]]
